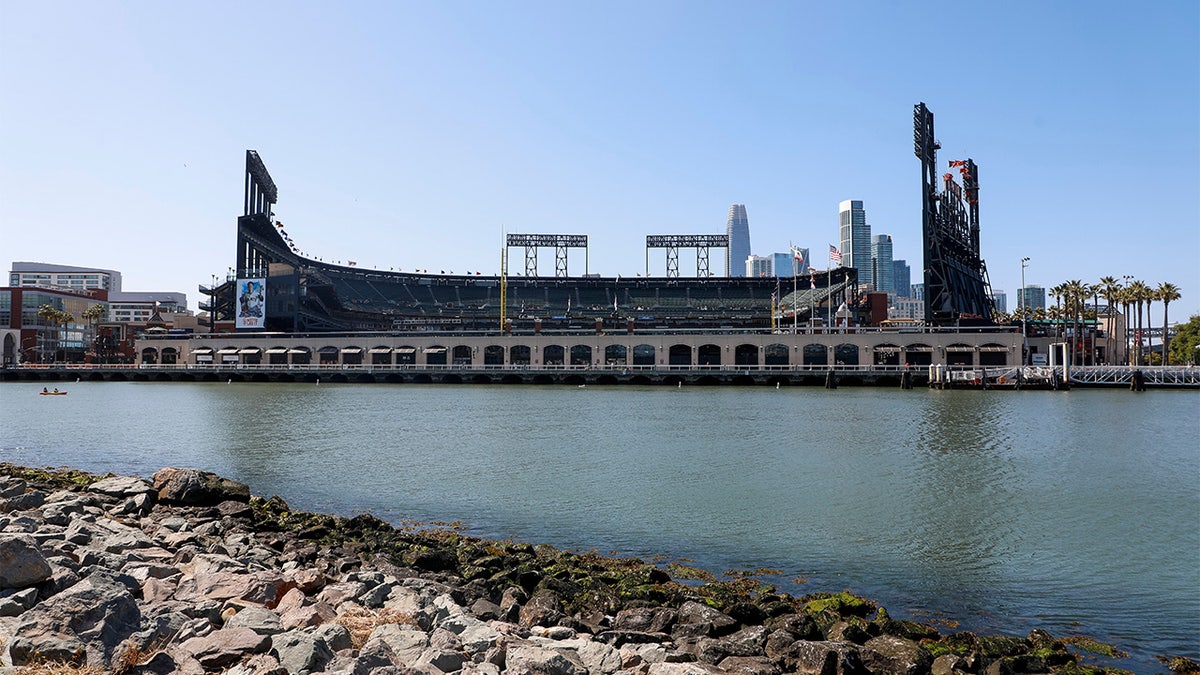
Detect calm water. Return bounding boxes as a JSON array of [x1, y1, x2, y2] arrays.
[[2, 381, 1197, 671]]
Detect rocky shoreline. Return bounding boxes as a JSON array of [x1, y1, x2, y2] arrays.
[[0, 463, 1191, 675]]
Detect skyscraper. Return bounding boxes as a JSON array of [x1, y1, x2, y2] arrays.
[[725, 204, 751, 277], [746, 255, 771, 278], [892, 259, 911, 299], [871, 234, 894, 295], [838, 200, 871, 287]]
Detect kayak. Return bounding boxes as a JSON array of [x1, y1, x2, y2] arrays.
[[39, 391, 68, 396]]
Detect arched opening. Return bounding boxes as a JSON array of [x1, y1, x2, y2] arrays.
[[632, 344, 655, 366], [341, 347, 363, 365], [452, 345, 473, 365], [543, 345, 565, 366], [979, 344, 1008, 367], [394, 346, 416, 365], [290, 347, 311, 365], [668, 344, 692, 366], [370, 347, 393, 365], [140, 348, 158, 365], [267, 347, 289, 365], [570, 345, 592, 366], [834, 343, 859, 366], [733, 344, 758, 366], [484, 345, 505, 366], [803, 344, 827, 366], [764, 343, 789, 366], [903, 344, 932, 366], [697, 344, 721, 366], [510, 345, 531, 366], [161, 348, 179, 365], [424, 346, 447, 366], [946, 344, 974, 367], [240, 347, 262, 365], [318, 347, 339, 365], [873, 344, 901, 366], [604, 344, 627, 365]]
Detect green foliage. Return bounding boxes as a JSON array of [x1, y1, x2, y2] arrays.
[[1168, 315, 1200, 365], [0, 462, 104, 489]]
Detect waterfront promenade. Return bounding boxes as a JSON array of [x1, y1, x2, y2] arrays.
[[3, 362, 1197, 389]]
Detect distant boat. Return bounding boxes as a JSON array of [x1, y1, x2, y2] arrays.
[[39, 390, 67, 396]]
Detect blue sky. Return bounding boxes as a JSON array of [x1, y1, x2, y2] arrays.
[[2, 1, 1197, 318]]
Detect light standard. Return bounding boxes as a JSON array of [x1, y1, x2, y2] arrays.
[[1020, 257, 1030, 365]]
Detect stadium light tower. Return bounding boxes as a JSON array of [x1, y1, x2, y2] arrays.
[[1021, 257, 1030, 364]]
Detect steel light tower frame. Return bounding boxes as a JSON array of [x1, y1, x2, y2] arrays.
[[505, 234, 588, 277], [645, 234, 729, 278], [914, 102, 996, 325]]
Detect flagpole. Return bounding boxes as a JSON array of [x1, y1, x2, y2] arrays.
[[792, 249, 798, 335]]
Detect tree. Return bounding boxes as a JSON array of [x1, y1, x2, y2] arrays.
[[36, 304, 73, 363], [1098, 276, 1121, 364], [1168, 315, 1200, 365], [1156, 282, 1181, 365], [1127, 281, 1152, 365]]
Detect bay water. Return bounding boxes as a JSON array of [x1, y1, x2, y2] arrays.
[[1, 381, 1196, 671]]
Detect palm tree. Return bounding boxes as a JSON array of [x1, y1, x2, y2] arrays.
[[36, 304, 72, 363], [1127, 281, 1152, 365], [1098, 276, 1121, 364], [1157, 282, 1181, 365], [81, 304, 107, 363]]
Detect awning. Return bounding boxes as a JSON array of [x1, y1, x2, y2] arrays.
[[217, 348, 239, 354], [340, 347, 362, 354], [368, 348, 392, 354], [190, 347, 213, 354], [423, 347, 447, 354], [238, 348, 262, 354], [195, 355, 213, 361], [395, 348, 416, 354], [979, 346, 1010, 352], [288, 349, 309, 354], [265, 348, 288, 354], [903, 345, 933, 352]]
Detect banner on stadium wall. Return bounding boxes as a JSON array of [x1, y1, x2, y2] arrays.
[[236, 278, 266, 329]]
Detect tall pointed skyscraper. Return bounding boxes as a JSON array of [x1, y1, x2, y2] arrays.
[[725, 204, 751, 277], [838, 199, 872, 287]]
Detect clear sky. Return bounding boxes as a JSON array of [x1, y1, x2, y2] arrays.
[[2, 1, 1197, 318]]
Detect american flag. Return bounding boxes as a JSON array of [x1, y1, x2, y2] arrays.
[[829, 245, 842, 263]]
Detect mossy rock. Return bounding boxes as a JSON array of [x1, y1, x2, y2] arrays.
[[803, 591, 875, 618]]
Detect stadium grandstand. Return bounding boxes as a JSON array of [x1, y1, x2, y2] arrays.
[[199, 151, 859, 334]]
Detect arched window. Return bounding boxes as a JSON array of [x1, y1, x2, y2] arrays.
[[803, 344, 827, 366], [483, 345, 504, 366], [570, 345, 592, 366], [632, 344, 655, 366], [510, 345, 531, 365], [734, 344, 758, 366], [604, 344, 627, 365], [873, 344, 900, 366], [669, 344, 692, 366], [543, 345, 565, 365], [764, 343, 789, 366], [834, 343, 859, 366]]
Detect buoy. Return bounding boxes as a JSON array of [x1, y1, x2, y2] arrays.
[[776, 382, 780, 389]]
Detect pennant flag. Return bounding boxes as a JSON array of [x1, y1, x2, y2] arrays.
[[348, 261, 357, 267]]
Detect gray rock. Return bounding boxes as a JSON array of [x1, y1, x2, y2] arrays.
[[646, 663, 726, 674], [861, 634, 931, 674], [89, 475, 155, 497], [312, 621, 354, 652], [506, 642, 588, 675], [673, 601, 738, 639], [416, 647, 469, 672], [152, 468, 250, 506], [718, 655, 783, 675], [0, 587, 39, 616], [0, 491, 45, 513], [0, 535, 52, 589], [8, 574, 142, 668], [775, 640, 864, 675], [518, 588, 565, 628], [272, 628, 335, 673], [366, 622, 429, 665], [0, 477, 27, 499], [615, 606, 678, 634], [175, 625, 271, 670], [224, 604, 285, 635]]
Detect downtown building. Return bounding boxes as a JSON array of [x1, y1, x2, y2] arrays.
[[871, 234, 894, 296], [725, 204, 751, 277], [838, 200, 872, 288]]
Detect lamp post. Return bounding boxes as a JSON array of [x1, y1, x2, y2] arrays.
[[1020, 257, 1030, 365]]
